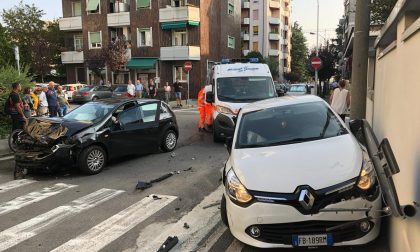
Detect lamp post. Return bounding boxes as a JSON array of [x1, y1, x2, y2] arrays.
[[315, 0, 319, 95], [13, 45, 20, 76]]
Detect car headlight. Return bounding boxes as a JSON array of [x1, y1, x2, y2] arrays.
[[226, 169, 253, 203], [357, 153, 375, 190], [216, 105, 234, 115]]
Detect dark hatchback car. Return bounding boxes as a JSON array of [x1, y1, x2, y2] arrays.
[[14, 99, 179, 175]]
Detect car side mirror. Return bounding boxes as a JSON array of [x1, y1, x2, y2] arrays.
[[206, 92, 214, 103], [225, 137, 233, 154]]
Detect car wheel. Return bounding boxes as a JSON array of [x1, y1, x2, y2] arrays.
[[92, 96, 99, 101], [78, 145, 107, 175], [161, 130, 177, 152], [8, 129, 23, 153], [221, 195, 229, 227], [213, 126, 223, 143]]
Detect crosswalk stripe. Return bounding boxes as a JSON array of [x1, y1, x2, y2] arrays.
[[0, 155, 14, 161], [0, 188, 124, 251], [0, 183, 77, 216], [135, 186, 223, 252], [197, 222, 227, 252], [225, 239, 244, 252], [0, 179, 36, 194], [51, 194, 177, 252]]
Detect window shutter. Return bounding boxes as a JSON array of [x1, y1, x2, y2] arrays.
[[86, 0, 100, 11], [90, 32, 101, 43], [136, 0, 150, 8]]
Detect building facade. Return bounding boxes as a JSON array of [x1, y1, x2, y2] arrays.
[[59, 0, 241, 97], [240, 0, 291, 81]]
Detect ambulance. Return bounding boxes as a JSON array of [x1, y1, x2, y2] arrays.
[[206, 59, 277, 142]]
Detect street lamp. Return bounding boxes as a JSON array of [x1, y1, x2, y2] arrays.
[[315, 0, 319, 95]]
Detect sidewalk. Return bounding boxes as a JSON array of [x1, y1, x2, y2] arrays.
[[0, 138, 11, 157]]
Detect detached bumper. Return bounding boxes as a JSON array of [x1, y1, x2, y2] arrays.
[[15, 144, 74, 170], [213, 113, 235, 139]]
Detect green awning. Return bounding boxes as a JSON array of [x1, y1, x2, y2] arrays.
[[160, 21, 200, 30], [136, 0, 150, 8], [86, 0, 100, 11], [127, 58, 157, 69]]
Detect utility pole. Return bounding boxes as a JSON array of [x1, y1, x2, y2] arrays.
[[350, 0, 370, 119], [315, 0, 319, 95]]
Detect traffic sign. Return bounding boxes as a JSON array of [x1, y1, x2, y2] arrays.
[[183, 61, 192, 72], [311, 57, 322, 70]]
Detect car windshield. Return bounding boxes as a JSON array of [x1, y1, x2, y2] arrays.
[[79, 86, 94, 92], [63, 103, 116, 123], [114, 86, 127, 92], [236, 101, 348, 148], [217, 77, 276, 102], [290, 85, 307, 92]]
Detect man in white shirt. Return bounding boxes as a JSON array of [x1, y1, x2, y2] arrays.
[[330, 80, 350, 121], [127, 80, 135, 98], [37, 85, 49, 116]]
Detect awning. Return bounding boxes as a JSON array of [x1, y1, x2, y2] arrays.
[[127, 58, 157, 69], [86, 0, 100, 11], [160, 21, 200, 30]]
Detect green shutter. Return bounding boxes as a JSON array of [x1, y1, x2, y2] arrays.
[[228, 3, 234, 14], [86, 0, 100, 11], [90, 32, 101, 43], [228, 36, 235, 48], [136, 0, 150, 8]]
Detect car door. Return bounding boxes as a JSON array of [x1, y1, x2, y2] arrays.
[[135, 102, 160, 153]]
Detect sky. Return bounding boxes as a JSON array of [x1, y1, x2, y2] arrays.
[[0, 0, 344, 49]]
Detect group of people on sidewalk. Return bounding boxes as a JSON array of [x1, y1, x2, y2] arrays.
[[5, 81, 70, 131]]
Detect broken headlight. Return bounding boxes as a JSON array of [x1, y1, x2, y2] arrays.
[[226, 169, 253, 203], [357, 151, 375, 190]]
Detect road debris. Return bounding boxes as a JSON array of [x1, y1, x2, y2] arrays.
[[136, 181, 152, 190], [152, 195, 162, 200], [183, 222, 190, 229], [136, 173, 174, 191], [170, 152, 176, 158], [183, 167, 193, 172], [202, 202, 220, 209], [157, 236, 178, 252]]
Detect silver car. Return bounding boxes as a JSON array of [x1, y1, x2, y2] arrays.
[[72, 86, 113, 103]]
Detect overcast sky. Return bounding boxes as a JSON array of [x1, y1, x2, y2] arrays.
[[1, 0, 344, 48]]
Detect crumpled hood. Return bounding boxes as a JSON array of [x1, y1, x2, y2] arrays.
[[231, 135, 362, 193]]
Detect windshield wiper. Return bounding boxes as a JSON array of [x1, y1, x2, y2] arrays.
[[266, 136, 325, 146]]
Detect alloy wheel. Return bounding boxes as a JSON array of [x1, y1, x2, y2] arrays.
[[87, 149, 105, 172]]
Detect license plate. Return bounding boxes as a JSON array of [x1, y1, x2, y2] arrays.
[[116, 94, 122, 96], [292, 234, 333, 247]]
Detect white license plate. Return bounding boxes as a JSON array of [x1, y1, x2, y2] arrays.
[[292, 234, 332, 247]]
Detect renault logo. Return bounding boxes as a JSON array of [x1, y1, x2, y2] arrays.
[[299, 189, 315, 210]]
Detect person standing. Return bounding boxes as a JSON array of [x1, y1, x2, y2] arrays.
[[46, 81, 59, 117], [197, 86, 205, 132], [330, 80, 350, 121], [163, 82, 171, 104], [31, 88, 39, 116], [127, 80, 135, 98], [7, 82, 28, 131], [173, 78, 183, 107], [38, 85, 49, 116], [148, 79, 157, 99], [22, 87, 33, 119], [135, 79, 143, 98], [57, 86, 70, 117], [204, 83, 213, 128]]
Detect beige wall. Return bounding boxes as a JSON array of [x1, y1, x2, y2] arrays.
[[373, 16, 420, 252]]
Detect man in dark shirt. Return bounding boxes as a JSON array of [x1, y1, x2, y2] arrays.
[[8, 82, 27, 131], [173, 79, 183, 107], [46, 81, 59, 117]]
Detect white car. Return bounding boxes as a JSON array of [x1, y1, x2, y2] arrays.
[[221, 95, 384, 248], [287, 84, 310, 96], [62, 83, 86, 101]]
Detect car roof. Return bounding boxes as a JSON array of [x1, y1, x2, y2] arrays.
[[93, 98, 160, 106], [240, 95, 325, 114], [213, 63, 271, 77], [63, 83, 85, 86]]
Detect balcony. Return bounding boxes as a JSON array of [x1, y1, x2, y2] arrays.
[[269, 17, 281, 25], [281, 38, 288, 45], [242, 34, 250, 41], [242, 18, 250, 25], [159, 6, 200, 23], [283, 52, 289, 59], [284, 24, 289, 30], [61, 51, 84, 64], [283, 67, 289, 73], [242, 49, 250, 56], [160, 46, 200, 61], [269, 0, 280, 9], [269, 33, 280, 40], [268, 49, 279, 56], [242, 1, 250, 8], [107, 12, 130, 27], [59, 16, 82, 31]]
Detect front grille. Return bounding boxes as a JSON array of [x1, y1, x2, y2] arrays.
[[246, 221, 373, 245]]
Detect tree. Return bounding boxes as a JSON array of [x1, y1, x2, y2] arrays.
[[31, 36, 53, 82], [0, 24, 14, 68], [308, 42, 337, 96], [44, 20, 65, 77], [370, 0, 397, 25], [103, 37, 129, 73], [245, 51, 265, 63], [85, 50, 106, 82], [264, 57, 279, 79], [290, 22, 309, 82]]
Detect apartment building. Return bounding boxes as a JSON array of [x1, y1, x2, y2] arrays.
[[240, 0, 291, 81], [59, 0, 241, 96]]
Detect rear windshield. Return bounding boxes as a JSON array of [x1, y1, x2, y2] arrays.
[[290, 85, 307, 92], [113, 86, 127, 92], [79, 86, 94, 92]]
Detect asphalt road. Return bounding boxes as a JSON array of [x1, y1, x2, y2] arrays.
[[0, 108, 390, 252]]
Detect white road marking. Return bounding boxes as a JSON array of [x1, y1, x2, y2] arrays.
[[134, 186, 223, 252], [0, 179, 36, 194], [51, 194, 177, 252], [0, 183, 77, 216], [0, 188, 124, 251], [0, 156, 14, 161], [197, 221, 227, 252], [225, 239, 244, 252]]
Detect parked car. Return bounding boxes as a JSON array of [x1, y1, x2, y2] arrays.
[[72, 85, 113, 103], [112, 84, 128, 98], [14, 99, 179, 175], [220, 96, 383, 248], [275, 83, 287, 96], [287, 84, 310, 96], [62, 83, 86, 101], [35, 83, 60, 90]]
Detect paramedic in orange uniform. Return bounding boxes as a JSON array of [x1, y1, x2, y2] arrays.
[[204, 84, 213, 129], [198, 86, 206, 132]]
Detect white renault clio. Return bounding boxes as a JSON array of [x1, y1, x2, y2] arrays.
[[221, 95, 383, 248]]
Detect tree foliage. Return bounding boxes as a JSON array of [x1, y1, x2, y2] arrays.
[[264, 57, 279, 80], [0, 24, 14, 68], [290, 22, 309, 82], [103, 37, 129, 73], [245, 51, 265, 63], [44, 20, 65, 76], [308, 43, 337, 83], [30, 36, 53, 82], [370, 0, 398, 25], [0, 65, 32, 88], [85, 50, 106, 78]]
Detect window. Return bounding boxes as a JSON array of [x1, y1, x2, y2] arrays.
[[137, 28, 152, 47], [72, 1, 81, 16], [160, 103, 172, 120], [253, 26, 258, 35], [174, 66, 187, 82], [253, 10, 258, 20], [86, 0, 100, 14], [136, 0, 151, 9], [74, 34, 83, 50], [172, 0, 186, 7], [253, 41, 258, 51], [228, 3, 234, 15], [141, 103, 158, 123], [173, 29, 187, 46], [89, 31, 102, 49], [228, 36, 235, 49]]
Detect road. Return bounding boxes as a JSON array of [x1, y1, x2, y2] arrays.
[[0, 108, 389, 252]]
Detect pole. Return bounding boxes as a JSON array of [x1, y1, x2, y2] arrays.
[[14, 45, 20, 76], [315, 0, 319, 95], [187, 71, 190, 106], [350, 0, 370, 119]]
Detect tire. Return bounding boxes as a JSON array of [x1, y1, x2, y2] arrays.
[[161, 130, 177, 152], [213, 125, 223, 143], [78, 145, 107, 175], [92, 96, 99, 101], [8, 129, 23, 153], [221, 195, 229, 227]]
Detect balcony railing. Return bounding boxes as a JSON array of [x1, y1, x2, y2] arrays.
[[269, 17, 281, 25], [242, 1, 250, 8], [269, 0, 280, 9], [268, 49, 279, 56], [107, 12, 130, 26], [242, 18, 250, 25], [159, 6, 200, 23], [242, 34, 250, 41], [61, 51, 84, 64], [160, 46, 200, 61], [269, 33, 281, 40], [59, 16, 82, 31]]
